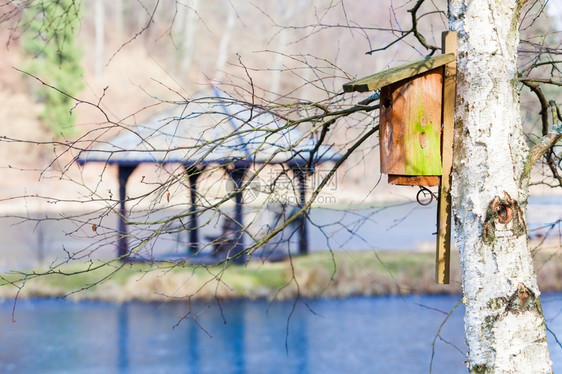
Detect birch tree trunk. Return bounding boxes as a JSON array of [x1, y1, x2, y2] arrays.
[[177, 0, 200, 77], [94, 0, 105, 76], [114, 0, 124, 41], [449, 0, 552, 372], [269, 2, 293, 100], [213, 6, 236, 83]]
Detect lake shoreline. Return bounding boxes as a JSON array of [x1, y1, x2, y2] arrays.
[[1, 248, 561, 303]]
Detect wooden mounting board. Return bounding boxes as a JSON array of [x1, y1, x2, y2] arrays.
[[435, 31, 457, 285]]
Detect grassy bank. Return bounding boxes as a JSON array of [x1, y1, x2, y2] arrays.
[[0, 249, 560, 302]]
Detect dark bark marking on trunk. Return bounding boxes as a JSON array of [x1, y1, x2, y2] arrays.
[[482, 191, 526, 245]]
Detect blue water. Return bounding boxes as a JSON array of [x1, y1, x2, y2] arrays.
[[1, 294, 561, 373]]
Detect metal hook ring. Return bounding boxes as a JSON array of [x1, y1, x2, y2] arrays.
[[416, 186, 438, 206]]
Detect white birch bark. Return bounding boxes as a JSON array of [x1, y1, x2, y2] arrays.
[[449, 0, 552, 372]]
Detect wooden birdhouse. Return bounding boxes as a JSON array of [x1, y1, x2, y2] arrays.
[[343, 31, 458, 285], [343, 54, 455, 187], [379, 69, 443, 186]]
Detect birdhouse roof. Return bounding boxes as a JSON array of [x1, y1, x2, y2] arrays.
[[343, 53, 455, 93]]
